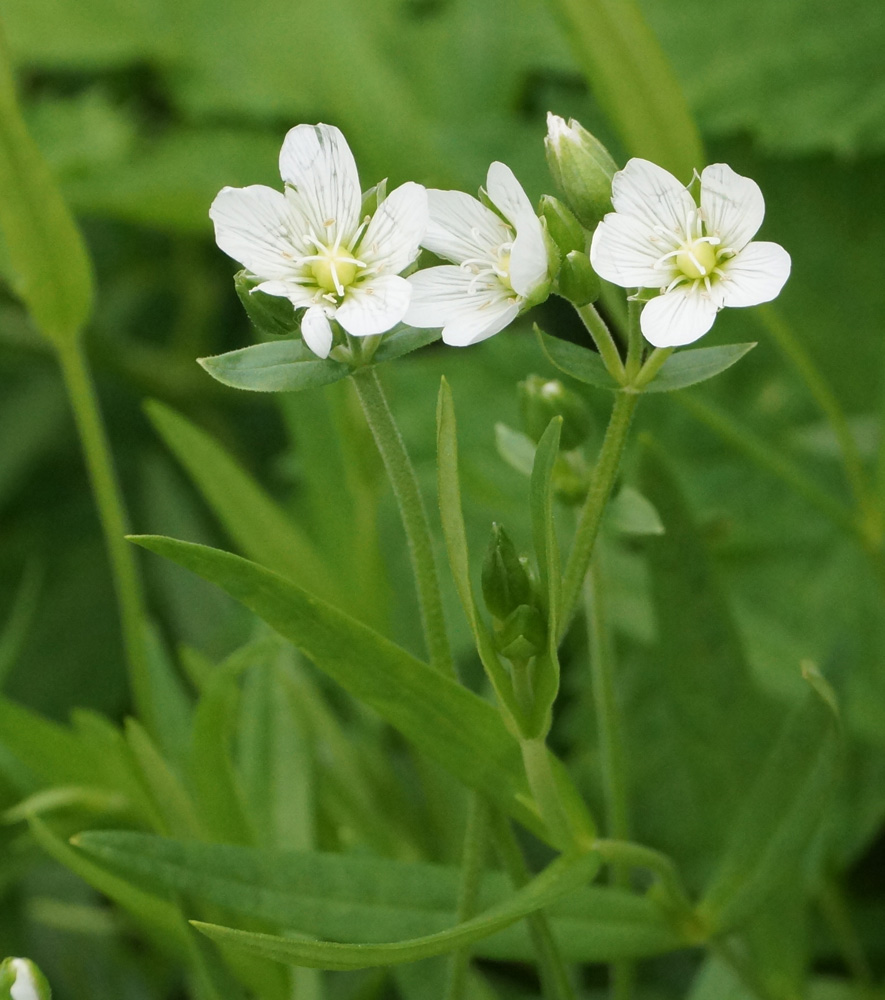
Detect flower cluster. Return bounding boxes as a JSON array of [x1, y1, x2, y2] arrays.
[[211, 122, 789, 360]]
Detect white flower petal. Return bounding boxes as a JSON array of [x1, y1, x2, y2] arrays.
[[423, 189, 511, 264], [442, 297, 520, 347], [279, 123, 362, 248], [405, 265, 473, 328], [336, 274, 411, 337], [210, 185, 306, 280], [301, 305, 334, 358], [357, 182, 428, 275], [639, 285, 721, 348], [252, 280, 315, 309], [611, 158, 696, 239], [485, 162, 548, 296], [700, 163, 765, 251], [719, 241, 791, 308], [590, 213, 673, 288], [10, 959, 41, 1000]]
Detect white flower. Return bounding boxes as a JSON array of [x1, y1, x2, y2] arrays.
[[4, 958, 48, 1000], [404, 162, 551, 347], [210, 123, 428, 359], [590, 158, 791, 348]]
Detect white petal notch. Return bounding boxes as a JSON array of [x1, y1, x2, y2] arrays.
[[590, 157, 791, 349], [210, 123, 429, 358], [405, 161, 553, 347]]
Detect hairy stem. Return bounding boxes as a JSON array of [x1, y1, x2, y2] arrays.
[[577, 303, 626, 383]]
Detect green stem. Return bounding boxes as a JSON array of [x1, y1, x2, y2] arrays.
[[444, 795, 490, 1000], [759, 305, 879, 534], [56, 340, 153, 722], [577, 302, 626, 383], [632, 346, 673, 389], [489, 810, 578, 1000], [585, 556, 633, 1000], [593, 839, 691, 914], [560, 391, 639, 640], [624, 298, 644, 382], [350, 366, 454, 677], [520, 734, 577, 853]]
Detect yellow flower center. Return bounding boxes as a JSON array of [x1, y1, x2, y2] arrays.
[[675, 239, 717, 280], [310, 247, 360, 294]]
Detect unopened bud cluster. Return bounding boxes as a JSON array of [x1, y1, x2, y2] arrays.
[[544, 113, 618, 231], [519, 375, 591, 452], [481, 524, 546, 660]]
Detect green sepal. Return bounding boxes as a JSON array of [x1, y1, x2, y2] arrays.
[[544, 114, 617, 231], [538, 194, 586, 257], [234, 271, 301, 338], [496, 604, 546, 660], [360, 179, 388, 218], [556, 250, 601, 307], [482, 524, 534, 622]]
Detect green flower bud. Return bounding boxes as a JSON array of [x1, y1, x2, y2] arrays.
[[556, 249, 601, 307], [538, 195, 585, 258], [0, 957, 52, 1000], [545, 113, 618, 230], [496, 604, 547, 660], [234, 270, 300, 339], [360, 178, 388, 219], [519, 375, 592, 451], [482, 524, 533, 622]]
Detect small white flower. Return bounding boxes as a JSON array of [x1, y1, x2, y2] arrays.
[[404, 162, 551, 347], [590, 158, 791, 348], [210, 123, 428, 359]]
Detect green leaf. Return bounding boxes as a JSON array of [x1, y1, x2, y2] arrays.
[[494, 423, 535, 478], [146, 400, 340, 605], [698, 666, 841, 932], [537, 329, 621, 390], [128, 534, 546, 842], [0, 25, 92, 344], [192, 851, 600, 970], [198, 340, 350, 393], [632, 440, 778, 885], [435, 378, 525, 729], [371, 325, 441, 364], [606, 485, 665, 536], [71, 832, 686, 964], [528, 417, 563, 737], [641, 343, 756, 393], [0, 560, 41, 689]]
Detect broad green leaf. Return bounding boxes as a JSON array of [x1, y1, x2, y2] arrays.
[[68, 832, 688, 964], [198, 341, 349, 393], [528, 417, 563, 737], [537, 330, 621, 390], [128, 534, 546, 841], [371, 326, 441, 364], [632, 440, 778, 886], [435, 378, 525, 729], [641, 343, 756, 393], [549, 0, 704, 179], [606, 485, 664, 536], [0, 23, 92, 343], [698, 666, 841, 932], [193, 851, 601, 970], [146, 400, 340, 605]]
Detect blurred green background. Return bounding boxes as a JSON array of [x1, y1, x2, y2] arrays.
[[1, 0, 885, 993]]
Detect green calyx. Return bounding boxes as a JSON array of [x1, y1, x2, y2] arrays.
[[482, 523, 534, 621], [544, 113, 618, 230], [519, 374, 593, 451]]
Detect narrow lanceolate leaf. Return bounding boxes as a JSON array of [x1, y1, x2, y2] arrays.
[[547, 0, 704, 180], [77, 831, 682, 962], [528, 417, 563, 738], [537, 329, 621, 390], [370, 326, 441, 364], [191, 851, 600, 970], [198, 340, 349, 393], [0, 24, 92, 343], [146, 401, 339, 605], [128, 534, 545, 841], [698, 668, 841, 933], [435, 378, 525, 729], [0, 560, 41, 688], [641, 344, 757, 394]]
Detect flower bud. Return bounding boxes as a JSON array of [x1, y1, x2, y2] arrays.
[[538, 195, 585, 258], [482, 524, 533, 622], [234, 270, 300, 339], [360, 178, 388, 219], [519, 375, 592, 451], [496, 604, 547, 660], [545, 113, 618, 230], [556, 250, 600, 307], [0, 957, 52, 1000]]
